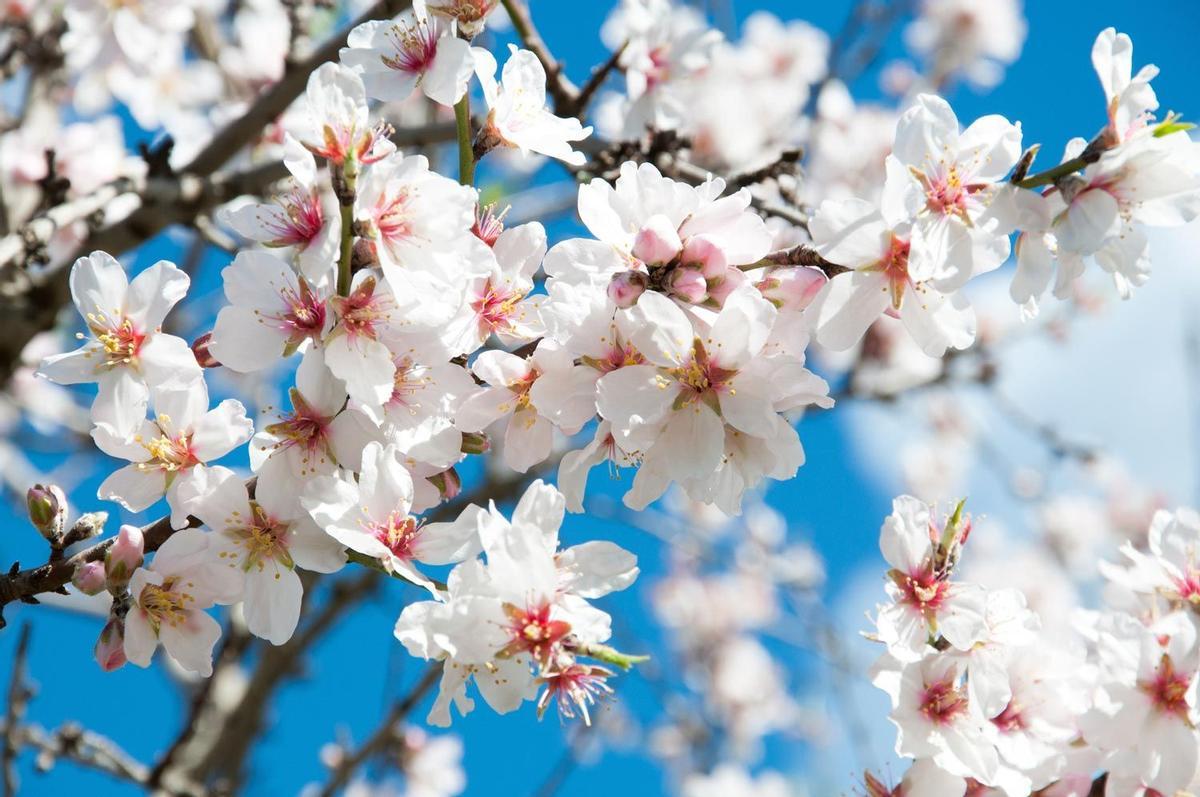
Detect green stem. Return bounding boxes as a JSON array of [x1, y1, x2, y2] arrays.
[[454, 95, 475, 186], [1013, 155, 1093, 189], [337, 201, 354, 297]]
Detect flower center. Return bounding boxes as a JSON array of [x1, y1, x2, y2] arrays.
[[263, 187, 325, 247], [991, 700, 1025, 733], [536, 662, 614, 724], [373, 188, 415, 243], [331, 275, 390, 341], [498, 601, 572, 664], [1141, 653, 1194, 720], [471, 279, 524, 334], [139, 579, 193, 631], [371, 511, 421, 559], [136, 421, 197, 474], [264, 388, 334, 473], [85, 311, 145, 369], [919, 677, 968, 725], [381, 20, 439, 75]]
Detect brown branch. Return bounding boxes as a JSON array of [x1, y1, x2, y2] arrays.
[[315, 663, 441, 797], [564, 41, 626, 120], [499, 0, 579, 114], [1, 624, 31, 797]]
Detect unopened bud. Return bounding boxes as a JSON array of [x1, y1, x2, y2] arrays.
[[26, 484, 66, 545], [426, 0, 499, 37], [94, 616, 127, 672], [429, 468, 462, 501], [64, 511, 107, 548], [631, 215, 682, 266], [104, 525, 144, 591], [191, 332, 221, 368], [756, 266, 827, 311], [680, 235, 728, 279], [460, 431, 491, 455], [607, 270, 648, 309], [668, 267, 707, 304], [72, 561, 107, 596], [704, 269, 746, 307]]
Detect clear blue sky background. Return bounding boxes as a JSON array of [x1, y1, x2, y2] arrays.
[[1, 1, 1199, 795]]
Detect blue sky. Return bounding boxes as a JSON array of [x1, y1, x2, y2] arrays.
[[2, 2, 1199, 796]]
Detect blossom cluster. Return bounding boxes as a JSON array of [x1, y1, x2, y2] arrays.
[[868, 496, 1200, 795], [6, 0, 1200, 786]]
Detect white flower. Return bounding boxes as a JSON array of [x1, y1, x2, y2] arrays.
[[544, 161, 773, 308], [442, 217, 548, 354], [93, 379, 254, 527], [208, 250, 333, 374], [1083, 612, 1200, 793], [1092, 27, 1160, 144], [809, 198, 976, 357], [303, 441, 482, 593], [881, 94, 1021, 290], [394, 481, 637, 726], [340, 6, 474, 107], [455, 343, 596, 473], [874, 496, 987, 661], [124, 528, 241, 676], [597, 288, 826, 512], [293, 62, 394, 167], [354, 152, 490, 288], [37, 252, 201, 438], [472, 46, 593, 166], [249, 347, 378, 511], [187, 465, 346, 645], [873, 653, 999, 784], [220, 136, 341, 286]]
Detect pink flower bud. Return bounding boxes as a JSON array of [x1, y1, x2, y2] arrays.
[[26, 483, 66, 543], [192, 333, 221, 368], [680, 235, 728, 279], [607, 270, 648, 309], [72, 561, 107, 596], [460, 431, 491, 455], [631, 215, 682, 266], [756, 266, 827, 311], [105, 525, 144, 590], [429, 468, 462, 501], [668, 268, 708, 304], [95, 616, 127, 672]]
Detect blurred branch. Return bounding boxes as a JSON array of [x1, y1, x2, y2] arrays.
[[1, 624, 31, 797], [315, 663, 441, 797]]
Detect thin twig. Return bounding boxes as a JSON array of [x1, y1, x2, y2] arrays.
[[316, 663, 441, 797]]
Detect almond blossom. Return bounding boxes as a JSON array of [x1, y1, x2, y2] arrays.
[[184, 465, 346, 645], [340, 3, 475, 107], [37, 252, 202, 438], [302, 441, 482, 593], [208, 250, 333, 374], [455, 343, 596, 473], [596, 288, 828, 512], [810, 198, 976, 357], [293, 62, 395, 168], [874, 496, 986, 661], [394, 481, 638, 727], [881, 94, 1021, 290], [220, 136, 341, 286], [124, 528, 242, 677], [543, 161, 773, 310], [472, 46, 593, 166], [92, 379, 253, 527]]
